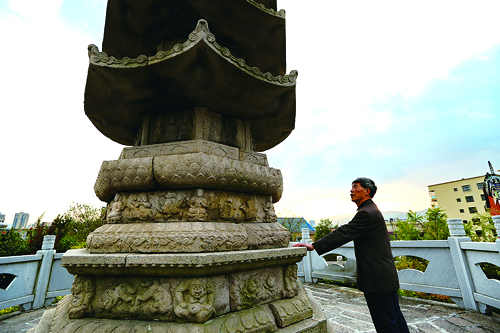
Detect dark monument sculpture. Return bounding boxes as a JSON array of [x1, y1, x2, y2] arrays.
[[35, 1, 329, 331]]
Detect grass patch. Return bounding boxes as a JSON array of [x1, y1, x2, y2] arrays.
[[0, 306, 19, 317]]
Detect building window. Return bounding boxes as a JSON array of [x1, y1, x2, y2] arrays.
[[456, 198, 461, 202], [468, 207, 477, 214], [454, 188, 458, 192], [465, 196, 474, 203], [462, 185, 471, 192], [459, 209, 464, 213], [463, 220, 467, 223], [477, 183, 484, 190]]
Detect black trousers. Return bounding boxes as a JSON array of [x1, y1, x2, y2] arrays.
[[364, 291, 409, 333]]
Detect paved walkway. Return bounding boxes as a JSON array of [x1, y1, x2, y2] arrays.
[[1, 283, 499, 332], [307, 283, 500, 332]]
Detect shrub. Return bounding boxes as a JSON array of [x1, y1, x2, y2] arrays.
[[0, 229, 30, 257]]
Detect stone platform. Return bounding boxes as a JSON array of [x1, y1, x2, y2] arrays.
[[6, 283, 500, 333]]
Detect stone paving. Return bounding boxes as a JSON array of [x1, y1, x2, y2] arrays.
[[1, 282, 499, 333], [306, 282, 500, 332]]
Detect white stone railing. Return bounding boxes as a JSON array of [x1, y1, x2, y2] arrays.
[[0, 235, 74, 311], [294, 216, 500, 314]]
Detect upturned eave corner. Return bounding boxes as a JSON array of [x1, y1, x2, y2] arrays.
[[247, 0, 286, 18], [87, 19, 297, 87]]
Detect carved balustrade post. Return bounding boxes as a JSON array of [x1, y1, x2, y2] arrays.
[[446, 218, 478, 312]]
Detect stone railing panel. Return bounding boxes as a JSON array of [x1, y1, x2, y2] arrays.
[[462, 241, 500, 313], [0, 254, 42, 310]]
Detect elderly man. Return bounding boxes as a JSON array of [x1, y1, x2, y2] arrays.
[[294, 177, 409, 333]]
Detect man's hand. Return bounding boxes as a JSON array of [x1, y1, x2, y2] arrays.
[[293, 243, 314, 251]]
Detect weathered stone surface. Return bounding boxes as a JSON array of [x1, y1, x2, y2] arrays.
[[269, 287, 313, 328], [132, 108, 257, 152], [62, 248, 307, 277], [120, 139, 268, 166], [94, 157, 155, 202], [85, 19, 296, 152], [153, 153, 283, 202], [100, 1, 283, 71], [36, 283, 330, 333], [230, 267, 285, 311], [68, 275, 229, 322], [86, 222, 288, 253], [48, 294, 279, 332], [105, 190, 276, 224], [94, 153, 283, 203]]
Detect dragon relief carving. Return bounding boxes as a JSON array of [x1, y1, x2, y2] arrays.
[[130, 278, 173, 318], [174, 277, 215, 323], [68, 276, 96, 319], [98, 282, 137, 312]]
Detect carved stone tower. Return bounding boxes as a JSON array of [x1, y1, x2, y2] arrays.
[[40, 1, 329, 331]]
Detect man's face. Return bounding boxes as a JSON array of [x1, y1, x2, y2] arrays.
[[350, 183, 370, 205]]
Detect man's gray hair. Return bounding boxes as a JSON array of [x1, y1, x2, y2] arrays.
[[352, 177, 377, 198]]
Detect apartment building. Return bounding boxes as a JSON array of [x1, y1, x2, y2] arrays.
[[428, 176, 487, 222], [12, 212, 30, 229]]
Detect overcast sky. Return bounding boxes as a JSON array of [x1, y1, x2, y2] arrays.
[[1, 0, 500, 226]]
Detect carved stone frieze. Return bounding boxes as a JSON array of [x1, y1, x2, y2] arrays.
[[68, 275, 95, 319], [87, 222, 248, 253], [67, 275, 228, 323], [174, 277, 216, 323], [121, 139, 269, 166], [48, 294, 285, 333], [86, 222, 289, 254], [244, 223, 288, 250], [269, 285, 313, 328], [105, 190, 276, 223], [230, 267, 284, 311]]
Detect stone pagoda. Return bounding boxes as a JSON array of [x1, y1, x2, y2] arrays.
[[38, 1, 328, 332]]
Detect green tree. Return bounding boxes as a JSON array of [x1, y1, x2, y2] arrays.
[[58, 203, 106, 250], [394, 208, 448, 241], [421, 207, 449, 240], [0, 229, 30, 257], [394, 211, 423, 240], [24, 203, 106, 254], [314, 218, 339, 241], [464, 212, 497, 242]]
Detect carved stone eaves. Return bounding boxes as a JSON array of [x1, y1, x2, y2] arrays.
[[85, 19, 297, 151], [89, 19, 297, 84]]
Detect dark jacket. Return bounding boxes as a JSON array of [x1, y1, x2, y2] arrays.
[[313, 199, 399, 293]]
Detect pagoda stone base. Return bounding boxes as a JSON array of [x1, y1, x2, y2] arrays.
[[32, 247, 330, 333], [34, 284, 328, 333]]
